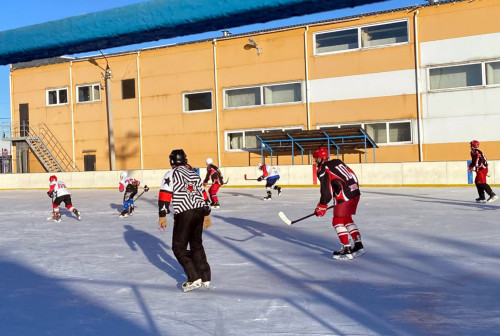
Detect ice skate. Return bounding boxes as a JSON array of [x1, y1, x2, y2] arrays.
[[211, 202, 220, 209], [119, 210, 129, 218], [182, 279, 202, 292], [128, 205, 135, 216], [475, 197, 486, 203], [202, 281, 210, 289], [274, 186, 282, 196], [72, 208, 81, 220], [53, 213, 62, 223], [487, 194, 498, 203], [333, 245, 353, 260], [352, 241, 365, 258], [263, 191, 272, 200]]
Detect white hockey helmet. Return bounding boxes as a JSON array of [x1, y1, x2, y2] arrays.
[[258, 163, 263, 169], [120, 171, 128, 180], [206, 158, 213, 165]]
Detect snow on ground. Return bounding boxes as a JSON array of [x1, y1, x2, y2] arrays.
[[0, 186, 499, 336]]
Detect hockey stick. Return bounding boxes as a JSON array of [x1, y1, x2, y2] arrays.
[[134, 190, 145, 202], [278, 205, 334, 225], [244, 174, 259, 181]]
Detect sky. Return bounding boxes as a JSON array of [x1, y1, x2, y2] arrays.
[[0, 0, 427, 123], [1, 186, 499, 335]]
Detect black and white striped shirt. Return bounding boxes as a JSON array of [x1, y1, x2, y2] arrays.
[[159, 165, 207, 214]]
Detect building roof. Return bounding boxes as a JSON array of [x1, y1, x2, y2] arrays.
[[1, 0, 397, 66]]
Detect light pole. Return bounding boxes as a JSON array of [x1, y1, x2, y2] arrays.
[[103, 64, 116, 171], [89, 55, 116, 171]]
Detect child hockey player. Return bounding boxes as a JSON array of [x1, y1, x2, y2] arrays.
[[47, 175, 81, 222], [118, 171, 149, 217], [257, 162, 282, 200], [203, 157, 224, 208], [468, 140, 497, 203], [313, 147, 364, 260]]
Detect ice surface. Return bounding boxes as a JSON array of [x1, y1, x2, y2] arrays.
[[0, 187, 499, 335]]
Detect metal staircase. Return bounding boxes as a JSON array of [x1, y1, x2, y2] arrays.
[[6, 123, 79, 172]]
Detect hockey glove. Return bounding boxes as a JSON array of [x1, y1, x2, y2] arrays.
[[314, 203, 328, 217], [257, 177, 263, 182], [158, 216, 167, 229], [47, 191, 53, 198], [144, 185, 149, 192]]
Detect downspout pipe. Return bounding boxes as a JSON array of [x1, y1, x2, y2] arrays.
[[413, 10, 424, 162], [136, 51, 144, 169], [213, 39, 221, 166], [304, 25, 310, 131], [69, 61, 76, 170]]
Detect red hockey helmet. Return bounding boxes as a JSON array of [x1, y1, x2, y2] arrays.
[[470, 140, 480, 149], [49, 175, 57, 182], [313, 147, 329, 160]]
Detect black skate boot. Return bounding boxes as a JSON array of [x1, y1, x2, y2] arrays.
[[333, 245, 353, 260], [128, 205, 135, 216], [72, 208, 81, 220], [119, 209, 128, 218], [352, 241, 365, 258], [274, 186, 282, 196], [263, 191, 272, 200], [212, 202, 220, 209], [53, 212, 62, 223], [475, 197, 486, 203], [487, 194, 498, 203]]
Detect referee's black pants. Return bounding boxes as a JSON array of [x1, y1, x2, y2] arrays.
[[172, 207, 211, 283]]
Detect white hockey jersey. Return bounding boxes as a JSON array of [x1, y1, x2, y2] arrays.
[[48, 181, 70, 198]]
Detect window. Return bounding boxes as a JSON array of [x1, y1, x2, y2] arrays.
[[314, 20, 408, 55], [315, 28, 358, 53], [224, 82, 302, 109], [226, 127, 303, 151], [361, 21, 408, 48], [263, 83, 302, 104], [225, 87, 261, 108], [77, 84, 101, 103], [84, 154, 96, 171], [429, 64, 482, 90], [121, 79, 135, 99], [183, 91, 212, 112], [46, 87, 68, 106], [319, 120, 411, 145], [486, 61, 500, 85]]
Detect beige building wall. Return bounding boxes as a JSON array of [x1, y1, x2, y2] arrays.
[[8, 0, 500, 173]]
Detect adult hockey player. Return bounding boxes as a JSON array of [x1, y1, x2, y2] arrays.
[[468, 140, 497, 203], [47, 175, 81, 222], [118, 172, 149, 217], [158, 149, 212, 292], [257, 163, 282, 200], [203, 158, 224, 208], [313, 147, 364, 260]]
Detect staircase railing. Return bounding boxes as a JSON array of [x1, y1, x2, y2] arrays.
[[8, 123, 80, 172]]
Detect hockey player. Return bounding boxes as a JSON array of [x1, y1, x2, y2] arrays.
[[203, 158, 224, 208], [47, 175, 81, 222], [257, 162, 282, 200], [158, 149, 212, 292], [118, 172, 149, 218], [468, 140, 497, 203], [313, 147, 364, 260]]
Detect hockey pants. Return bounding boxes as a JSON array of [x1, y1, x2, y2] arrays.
[[172, 207, 211, 283]]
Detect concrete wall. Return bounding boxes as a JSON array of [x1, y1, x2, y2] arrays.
[[0, 161, 497, 190]]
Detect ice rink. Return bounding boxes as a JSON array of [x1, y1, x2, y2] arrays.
[[0, 186, 499, 336]]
